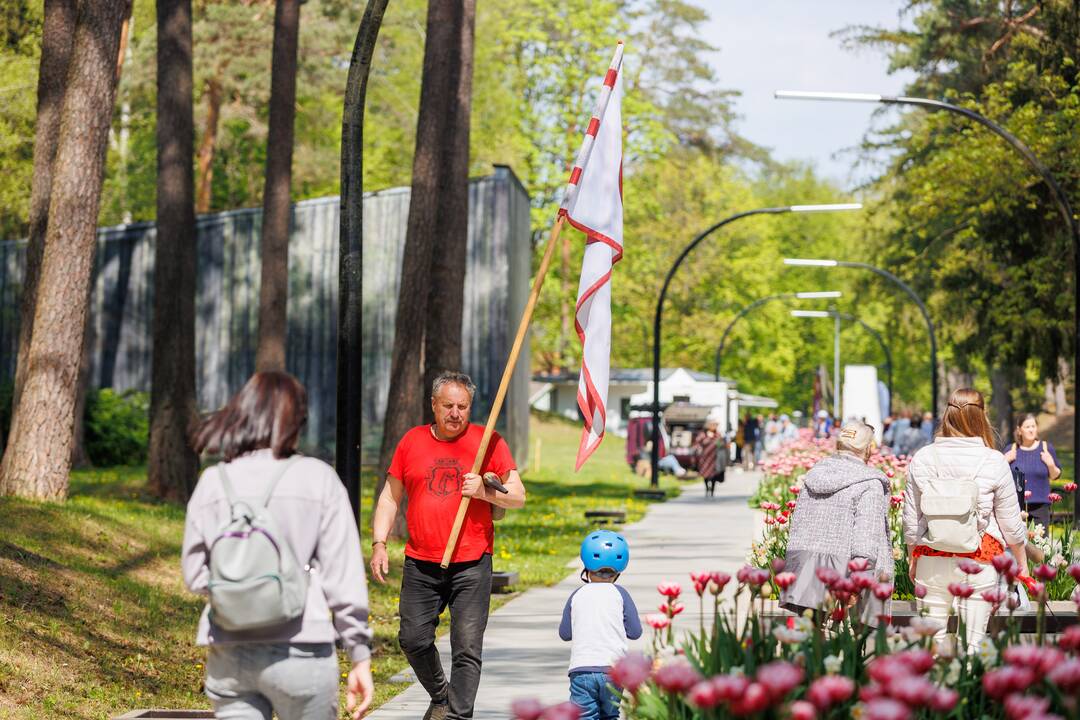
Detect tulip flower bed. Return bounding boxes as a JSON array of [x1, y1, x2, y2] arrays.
[[512, 560, 1080, 720], [750, 434, 1080, 603]]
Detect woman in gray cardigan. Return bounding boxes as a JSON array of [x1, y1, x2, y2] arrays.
[[780, 421, 893, 623]]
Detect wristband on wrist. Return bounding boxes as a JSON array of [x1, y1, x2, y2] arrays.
[[371, 539, 386, 548]]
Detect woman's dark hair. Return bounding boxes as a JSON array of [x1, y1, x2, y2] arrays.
[[1013, 413, 1039, 447], [193, 371, 308, 461]]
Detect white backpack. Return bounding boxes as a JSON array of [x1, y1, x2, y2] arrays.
[[918, 447, 987, 553]]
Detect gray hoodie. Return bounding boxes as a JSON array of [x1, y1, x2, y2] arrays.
[[780, 452, 893, 619]]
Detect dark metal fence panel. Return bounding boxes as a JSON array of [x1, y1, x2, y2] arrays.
[[0, 167, 531, 464]]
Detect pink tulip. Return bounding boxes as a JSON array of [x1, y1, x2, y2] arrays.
[[948, 582, 974, 598], [913, 583, 927, 599], [709, 572, 732, 594], [807, 676, 854, 710], [1048, 657, 1080, 693], [850, 571, 876, 591], [711, 673, 750, 702], [659, 602, 684, 617], [608, 652, 652, 694], [1034, 564, 1058, 581], [645, 613, 670, 630], [929, 688, 959, 712], [657, 581, 682, 598], [957, 558, 983, 575], [729, 682, 772, 716], [790, 485, 801, 494], [1050, 492, 1063, 503], [982, 666, 1037, 699], [1025, 490, 1033, 499], [815, 567, 841, 587], [652, 659, 701, 693], [1003, 694, 1049, 720], [787, 500, 798, 510], [848, 557, 870, 573], [1059, 625, 1080, 653], [992, 553, 1017, 574], [981, 588, 1007, 606], [690, 571, 711, 585], [1004, 645, 1064, 674], [688, 680, 722, 709], [788, 700, 817, 720], [539, 702, 581, 720], [777, 515, 788, 525], [864, 698, 911, 720], [890, 495, 904, 507], [775, 572, 797, 590], [772, 558, 787, 573], [756, 660, 804, 701], [1068, 564, 1080, 583], [511, 699, 545, 720], [887, 675, 935, 707], [1064, 482, 1078, 492], [873, 583, 894, 601]]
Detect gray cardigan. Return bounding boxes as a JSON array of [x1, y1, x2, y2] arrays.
[[781, 453, 893, 620], [181, 450, 372, 662]]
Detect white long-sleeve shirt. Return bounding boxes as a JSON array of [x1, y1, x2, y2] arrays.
[[559, 582, 642, 674], [181, 450, 372, 662], [903, 436, 1027, 551]]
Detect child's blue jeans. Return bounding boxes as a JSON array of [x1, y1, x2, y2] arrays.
[[569, 671, 620, 720]]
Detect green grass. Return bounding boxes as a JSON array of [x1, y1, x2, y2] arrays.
[[0, 413, 677, 718]]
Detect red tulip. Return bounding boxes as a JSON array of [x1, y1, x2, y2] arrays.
[[729, 682, 772, 716], [711, 673, 750, 702], [790, 485, 801, 494], [788, 700, 817, 720], [1050, 492, 1063, 503], [1059, 625, 1080, 653], [890, 495, 904, 507], [1003, 694, 1049, 720], [948, 582, 974, 598], [652, 659, 701, 693], [659, 601, 684, 616], [982, 666, 1037, 699], [1068, 564, 1080, 583], [929, 688, 959, 712], [608, 652, 652, 694], [657, 581, 682, 598], [688, 679, 722, 709], [786, 500, 798, 509], [775, 572, 797, 590], [1064, 482, 1078, 492], [511, 699, 545, 720], [690, 571, 711, 585]]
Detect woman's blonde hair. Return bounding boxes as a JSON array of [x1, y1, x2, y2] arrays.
[[937, 388, 996, 449]]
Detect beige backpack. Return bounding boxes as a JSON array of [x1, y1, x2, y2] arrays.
[[918, 447, 987, 553]]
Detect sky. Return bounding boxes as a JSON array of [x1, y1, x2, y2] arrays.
[[700, 0, 918, 188]]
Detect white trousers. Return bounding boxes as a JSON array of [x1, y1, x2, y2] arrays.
[[915, 555, 999, 652]]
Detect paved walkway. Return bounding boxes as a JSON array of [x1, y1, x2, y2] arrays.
[[368, 468, 764, 719]]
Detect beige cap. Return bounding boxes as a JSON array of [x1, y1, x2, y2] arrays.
[[837, 421, 875, 455]]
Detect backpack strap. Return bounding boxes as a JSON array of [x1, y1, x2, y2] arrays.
[[217, 463, 238, 506], [259, 454, 301, 508]]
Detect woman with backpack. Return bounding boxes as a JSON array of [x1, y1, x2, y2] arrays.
[[1004, 413, 1062, 530], [903, 388, 1029, 652], [181, 371, 374, 719]]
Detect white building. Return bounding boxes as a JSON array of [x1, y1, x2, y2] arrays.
[[530, 367, 776, 437]]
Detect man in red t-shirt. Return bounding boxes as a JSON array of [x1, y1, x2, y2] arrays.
[[370, 371, 525, 720]]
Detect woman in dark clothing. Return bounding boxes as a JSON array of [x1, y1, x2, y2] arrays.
[[692, 419, 726, 497], [1004, 413, 1062, 529]]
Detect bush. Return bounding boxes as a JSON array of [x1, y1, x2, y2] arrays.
[[84, 388, 150, 466]]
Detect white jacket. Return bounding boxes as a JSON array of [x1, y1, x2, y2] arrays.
[[903, 436, 1027, 551]]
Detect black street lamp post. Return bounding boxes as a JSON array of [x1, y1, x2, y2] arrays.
[[650, 204, 861, 489]]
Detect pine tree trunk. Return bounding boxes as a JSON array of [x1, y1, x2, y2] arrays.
[[255, 0, 301, 372], [195, 73, 223, 214], [421, 0, 475, 424], [10, 0, 78, 415], [377, 0, 471, 538], [0, 0, 128, 500], [148, 0, 199, 502], [990, 365, 1016, 446]]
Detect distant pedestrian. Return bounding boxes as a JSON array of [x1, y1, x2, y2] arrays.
[[814, 409, 833, 439], [781, 421, 892, 625], [920, 411, 934, 443], [743, 412, 760, 469], [560, 531, 641, 719], [764, 414, 781, 454], [1004, 413, 1061, 530], [181, 371, 375, 720], [779, 414, 798, 442], [692, 418, 726, 496]]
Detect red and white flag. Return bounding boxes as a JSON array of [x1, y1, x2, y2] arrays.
[[560, 43, 624, 470]]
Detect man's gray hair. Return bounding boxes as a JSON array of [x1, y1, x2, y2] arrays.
[[431, 371, 476, 400]]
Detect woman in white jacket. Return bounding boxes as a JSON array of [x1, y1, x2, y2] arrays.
[[902, 388, 1028, 651]]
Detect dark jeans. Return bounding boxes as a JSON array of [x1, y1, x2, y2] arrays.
[[398, 553, 492, 720], [1028, 502, 1051, 529]]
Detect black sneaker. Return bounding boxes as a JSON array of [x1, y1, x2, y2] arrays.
[[423, 701, 450, 720]]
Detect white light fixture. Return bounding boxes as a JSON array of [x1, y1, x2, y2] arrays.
[[789, 203, 862, 213], [791, 310, 832, 318], [775, 90, 884, 103], [794, 290, 842, 299], [784, 258, 839, 267]]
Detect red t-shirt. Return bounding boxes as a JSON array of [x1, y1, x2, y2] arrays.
[[388, 423, 516, 563]]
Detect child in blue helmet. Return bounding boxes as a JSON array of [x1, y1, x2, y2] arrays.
[[559, 529, 642, 719]]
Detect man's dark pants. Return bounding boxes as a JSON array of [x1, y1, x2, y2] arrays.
[[398, 553, 492, 719]]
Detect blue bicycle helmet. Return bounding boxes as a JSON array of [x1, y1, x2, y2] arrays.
[[580, 530, 629, 573]]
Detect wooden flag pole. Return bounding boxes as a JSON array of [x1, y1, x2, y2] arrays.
[[439, 214, 566, 568]]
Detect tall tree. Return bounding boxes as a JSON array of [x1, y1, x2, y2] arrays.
[[148, 0, 199, 501], [377, 0, 475, 534], [10, 0, 77, 417], [422, 0, 475, 420], [0, 0, 128, 500], [255, 0, 302, 372]]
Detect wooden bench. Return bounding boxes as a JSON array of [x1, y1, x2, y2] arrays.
[[114, 712, 214, 720], [584, 509, 626, 524], [491, 570, 519, 592]]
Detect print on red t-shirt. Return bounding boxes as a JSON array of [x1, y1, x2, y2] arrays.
[[387, 423, 516, 563]]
